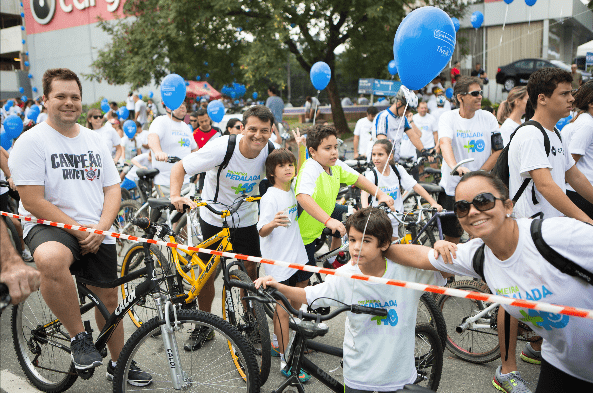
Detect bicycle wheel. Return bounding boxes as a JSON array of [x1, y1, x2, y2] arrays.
[[414, 324, 443, 391], [112, 309, 260, 393], [222, 269, 271, 385], [121, 243, 179, 328], [12, 291, 78, 392], [437, 279, 500, 364], [417, 293, 447, 350], [174, 209, 203, 246], [114, 199, 148, 262], [3, 216, 22, 254]]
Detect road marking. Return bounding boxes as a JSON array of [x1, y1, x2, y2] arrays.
[[0, 370, 40, 392]]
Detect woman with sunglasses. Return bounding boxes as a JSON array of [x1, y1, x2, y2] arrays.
[[224, 118, 243, 136], [86, 108, 123, 164], [385, 171, 593, 393]]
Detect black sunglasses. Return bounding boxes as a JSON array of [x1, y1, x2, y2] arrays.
[[91, 115, 103, 119], [463, 90, 483, 97], [233, 125, 242, 130], [453, 193, 504, 218], [189, 119, 198, 123]]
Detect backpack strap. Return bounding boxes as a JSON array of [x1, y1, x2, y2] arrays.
[[214, 134, 237, 202], [530, 219, 593, 285], [390, 163, 403, 193], [268, 140, 275, 154], [471, 242, 487, 282], [368, 168, 379, 205]]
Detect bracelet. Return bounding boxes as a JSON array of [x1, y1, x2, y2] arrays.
[[324, 217, 331, 226]]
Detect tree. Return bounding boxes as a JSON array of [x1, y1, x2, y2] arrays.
[[89, 0, 466, 133]]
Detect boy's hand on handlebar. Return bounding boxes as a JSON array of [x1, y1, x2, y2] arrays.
[[433, 240, 457, 264], [326, 218, 346, 237], [254, 275, 278, 290], [431, 203, 443, 212], [171, 195, 197, 212], [155, 152, 168, 162], [455, 166, 471, 176], [376, 192, 395, 211]]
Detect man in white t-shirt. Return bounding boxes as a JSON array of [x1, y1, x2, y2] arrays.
[[147, 103, 198, 197], [126, 92, 135, 120], [169, 106, 276, 350], [133, 94, 148, 126], [304, 96, 320, 123], [427, 87, 451, 113], [352, 106, 378, 159], [438, 76, 503, 243], [414, 101, 438, 151], [7, 68, 152, 385]]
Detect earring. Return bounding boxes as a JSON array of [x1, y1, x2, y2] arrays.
[[506, 214, 511, 218]]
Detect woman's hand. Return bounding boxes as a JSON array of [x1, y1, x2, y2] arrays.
[[254, 275, 278, 289], [433, 240, 457, 264], [431, 203, 443, 212]]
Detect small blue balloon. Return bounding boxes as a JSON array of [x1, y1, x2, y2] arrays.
[[160, 73, 186, 110], [25, 52, 29, 56], [19, 87, 24, 94], [24, 61, 30, 67], [525, 0, 536, 6], [230, 63, 234, 67], [0, 131, 12, 150], [21, 26, 25, 31], [451, 17, 460, 32], [123, 120, 137, 139], [5, 101, 13, 109], [504, 0, 514, 4], [555, 115, 572, 131], [204, 61, 208, 66], [20, 2, 23, 6], [252, 92, 258, 100], [32, 87, 38, 92], [290, 23, 296, 28], [387, 60, 397, 76], [185, 81, 189, 86], [101, 102, 110, 113], [138, 94, 142, 99], [118, 107, 129, 120], [28, 73, 33, 79], [21, 95, 27, 102], [310, 61, 331, 90], [21, 12, 24, 17], [445, 88, 454, 99], [196, 75, 201, 81], [102, 98, 109, 103], [471, 11, 484, 29], [22, 39, 25, 44], [207, 100, 225, 123], [234, 100, 239, 105], [149, 91, 154, 98], [4, 115, 24, 139], [205, 73, 209, 78]]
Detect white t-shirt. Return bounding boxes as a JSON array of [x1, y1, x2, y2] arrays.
[[93, 125, 121, 159], [182, 135, 270, 228], [8, 123, 120, 244], [0, 162, 8, 196], [135, 100, 148, 125], [305, 261, 445, 391], [36, 113, 48, 124], [148, 115, 197, 186], [413, 113, 437, 149], [9, 106, 22, 116], [427, 97, 451, 113], [364, 165, 417, 237], [125, 152, 151, 181], [120, 135, 141, 163], [499, 118, 521, 147], [126, 96, 135, 110], [399, 132, 417, 161], [257, 185, 308, 282], [369, 108, 411, 162], [353, 117, 373, 156], [438, 109, 499, 196], [429, 217, 593, 383], [430, 106, 448, 127], [137, 130, 150, 154], [567, 113, 593, 190], [508, 124, 575, 219], [304, 97, 320, 112]]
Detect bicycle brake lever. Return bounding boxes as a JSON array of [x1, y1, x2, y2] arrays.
[[242, 295, 275, 304]]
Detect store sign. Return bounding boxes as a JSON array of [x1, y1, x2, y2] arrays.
[[586, 52, 593, 73], [25, 0, 123, 35], [358, 78, 402, 96]]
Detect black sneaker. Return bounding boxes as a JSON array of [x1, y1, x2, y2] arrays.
[[183, 326, 215, 351], [70, 332, 102, 370], [106, 360, 153, 387]]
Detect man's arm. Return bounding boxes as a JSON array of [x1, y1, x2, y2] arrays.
[[480, 150, 501, 172], [352, 135, 360, 157], [565, 165, 593, 206], [571, 154, 581, 163], [170, 161, 196, 211], [148, 133, 167, 161], [385, 244, 438, 270], [405, 127, 425, 151], [113, 145, 123, 163], [0, 147, 14, 189], [79, 183, 121, 255]]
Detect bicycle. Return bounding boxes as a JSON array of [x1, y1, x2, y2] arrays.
[[11, 218, 259, 392], [119, 194, 272, 384], [0, 180, 22, 255]]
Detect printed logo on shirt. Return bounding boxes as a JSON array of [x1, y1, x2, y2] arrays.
[[287, 203, 298, 215], [226, 170, 261, 182], [231, 182, 256, 194], [380, 185, 399, 201], [463, 139, 485, 152], [456, 130, 483, 138], [51, 151, 103, 181], [178, 138, 191, 147], [358, 299, 399, 328]]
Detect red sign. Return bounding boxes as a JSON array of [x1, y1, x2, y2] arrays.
[[24, 0, 124, 35]]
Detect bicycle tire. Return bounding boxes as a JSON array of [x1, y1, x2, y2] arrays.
[[222, 269, 271, 385], [414, 324, 443, 391], [114, 199, 147, 263], [418, 293, 447, 350], [120, 187, 131, 201], [112, 309, 260, 393], [12, 291, 78, 392], [437, 279, 500, 364], [173, 210, 203, 246], [3, 216, 22, 255]]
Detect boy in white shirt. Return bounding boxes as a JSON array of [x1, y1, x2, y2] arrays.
[[352, 106, 378, 159]]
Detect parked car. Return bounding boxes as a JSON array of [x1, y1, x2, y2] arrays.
[[550, 60, 592, 84], [496, 58, 559, 92]]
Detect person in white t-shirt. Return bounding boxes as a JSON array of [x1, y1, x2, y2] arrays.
[[430, 95, 449, 127], [414, 102, 438, 151], [304, 96, 320, 123], [85, 108, 123, 163], [427, 87, 451, 113], [386, 172, 593, 393], [352, 106, 378, 159], [254, 207, 446, 392], [36, 106, 48, 124], [121, 151, 152, 192], [126, 92, 135, 120], [7, 69, 151, 384], [133, 94, 148, 126], [119, 120, 143, 164], [497, 86, 528, 147], [147, 103, 198, 197], [438, 76, 503, 243]]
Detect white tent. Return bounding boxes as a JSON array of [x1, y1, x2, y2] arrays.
[[577, 40, 593, 57]]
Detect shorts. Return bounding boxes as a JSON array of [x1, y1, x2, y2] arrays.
[[121, 177, 137, 190], [436, 193, 463, 238], [198, 217, 261, 264], [279, 267, 312, 287], [25, 225, 117, 283], [535, 359, 593, 393]]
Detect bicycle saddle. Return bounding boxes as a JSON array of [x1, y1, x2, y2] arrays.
[[136, 168, 160, 179], [419, 183, 444, 194], [147, 197, 175, 211]]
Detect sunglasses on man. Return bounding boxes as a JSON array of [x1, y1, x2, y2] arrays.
[[462, 90, 483, 97], [453, 192, 505, 218]]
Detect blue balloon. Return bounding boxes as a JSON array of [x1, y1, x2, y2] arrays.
[[20, 12, 24, 17], [123, 120, 137, 139], [24, 61, 30, 67], [25, 52, 29, 56], [22, 39, 25, 44], [230, 63, 234, 67], [207, 100, 225, 123], [555, 115, 572, 131], [310, 61, 331, 90], [205, 73, 209, 78], [451, 17, 460, 32], [149, 91, 154, 98], [5, 100, 13, 109], [252, 92, 258, 100], [185, 81, 189, 86], [4, 115, 24, 139], [21, 26, 25, 31], [234, 100, 239, 105], [393, 6, 456, 91], [445, 88, 454, 99], [19, 87, 25, 94], [32, 87, 38, 92], [504, 0, 514, 4], [525, 0, 536, 6], [101, 102, 110, 113], [0, 132, 12, 151], [471, 11, 484, 29], [28, 73, 33, 79], [21, 95, 27, 102], [118, 107, 129, 120], [27, 107, 39, 121], [101, 98, 109, 103], [204, 61, 208, 66], [387, 60, 397, 76], [160, 74, 186, 110], [138, 94, 142, 99]]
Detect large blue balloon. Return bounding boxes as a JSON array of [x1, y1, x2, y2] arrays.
[[387, 60, 398, 76], [393, 7, 456, 91], [4, 115, 24, 139], [451, 17, 460, 32], [525, 0, 536, 6], [252, 92, 258, 100], [160, 74, 186, 110], [555, 115, 572, 131], [101, 98, 109, 103], [19, 87, 25, 94], [27, 105, 40, 121], [310, 61, 331, 90], [21, 95, 28, 102], [445, 87, 454, 99], [207, 100, 225, 123], [504, 0, 514, 4], [471, 11, 484, 29], [118, 107, 129, 120], [101, 102, 110, 113], [0, 132, 12, 150], [123, 120, 137, 139]]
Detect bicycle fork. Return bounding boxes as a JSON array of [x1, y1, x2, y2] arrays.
[[456, 301, 498, 333]]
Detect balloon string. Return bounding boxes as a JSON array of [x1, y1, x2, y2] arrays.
[[312, 90, 320, 126], [528, 9, 531, 34], [500, 5, 508, 45]]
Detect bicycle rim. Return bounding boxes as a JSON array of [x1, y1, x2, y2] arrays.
[[115, 200, 147, 263], [414, 324, 443, 391], [12, 291, 78, 392]]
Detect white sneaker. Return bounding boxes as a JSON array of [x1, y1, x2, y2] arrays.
[[22, 249, 34, 262]]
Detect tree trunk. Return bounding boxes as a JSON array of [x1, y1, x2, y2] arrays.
[[326, 76, 350, 135]]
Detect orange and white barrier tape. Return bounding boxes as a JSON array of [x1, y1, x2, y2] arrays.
[[3, 210, 592, 320]]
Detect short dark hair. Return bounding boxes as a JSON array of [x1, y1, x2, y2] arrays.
[[366, 106, 379, 116], [268, 86, 280, 96], [527, 68, 572, 110], [345, 207, 392, 250], [195, 108, 208, 118], [306, 124, 338, 152], [454, 76, 482, 105], [265, 148, 296, 185], [226, 118, 242, 130], [573, 80, 593, 113], [243, 105, 275, 127], [110, 101, 117, 107], [456, 171, 509, 201], [42, 68, 82, 98]]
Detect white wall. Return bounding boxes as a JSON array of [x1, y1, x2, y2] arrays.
[[1, 26, 24, 55]]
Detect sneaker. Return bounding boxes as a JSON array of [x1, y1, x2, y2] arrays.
[[492, 365, 532, 393], [70, 332, 102, 370], [183, 326, 215, 351], [106, 360, 153, 387], [520, 342, 542, 365], [281, 367, 311, 383], [271, 343, 282, 357], [22, 249, 34, 262]]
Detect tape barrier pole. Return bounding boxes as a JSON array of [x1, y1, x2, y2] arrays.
[[3, 210, 592, 320]]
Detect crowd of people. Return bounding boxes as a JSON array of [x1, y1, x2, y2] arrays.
[[0, 63, 592, 393]]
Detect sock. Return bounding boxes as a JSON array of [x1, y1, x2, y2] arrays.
[[272, 334, 278, 347], [71, 332, 86, 342], [111, 360, 117, 368], [280, 354, 286, 370]]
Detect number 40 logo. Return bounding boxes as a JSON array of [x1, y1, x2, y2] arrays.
[[464, 139, 485, 153]]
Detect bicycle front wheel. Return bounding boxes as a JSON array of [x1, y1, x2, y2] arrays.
[[414, 324, 443, 391], [114, 199, 148, 262], [12, 291, 78, 392], [417, 293, 447, 350], [112, 309, 260, 392]]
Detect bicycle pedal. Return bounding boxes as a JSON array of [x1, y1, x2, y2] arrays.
[[76, 367, 95, 380]]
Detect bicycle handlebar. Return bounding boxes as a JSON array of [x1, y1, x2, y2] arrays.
[[450, 158, 474, 176], [166, 156, 181, 163], [0, 180, 9, 188], [0, 283, 11, 312]]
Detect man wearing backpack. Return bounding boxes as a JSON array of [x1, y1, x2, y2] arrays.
[[169, 105, 275, 350]]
